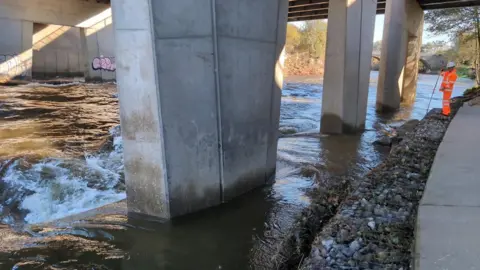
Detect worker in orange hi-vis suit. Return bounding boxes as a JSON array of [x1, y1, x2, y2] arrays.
[[439, 61, 458, 116]]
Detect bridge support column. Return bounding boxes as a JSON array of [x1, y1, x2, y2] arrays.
[[377, 0, 423, 111], [112, 0, 287, 219], [321, 0, 377, 134]]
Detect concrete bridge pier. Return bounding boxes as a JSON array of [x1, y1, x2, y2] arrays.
[[112, 0, 288, 219], [321, 0, 377, 134], [377, 0, 424, 111]]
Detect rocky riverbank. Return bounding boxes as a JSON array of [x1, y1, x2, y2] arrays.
[[274, 89, 479, 269], [284, 53, 324, 76], [299, 109, 449, 269]]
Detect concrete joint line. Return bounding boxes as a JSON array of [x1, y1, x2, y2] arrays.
[[211, 0, 225, 203], [354, 0, 365, 128]]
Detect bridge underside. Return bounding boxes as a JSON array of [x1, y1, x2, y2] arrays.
[[85, 0, 480, 22], [288, 0, 386, 21], [418, 0, 480, 9], [288, 0, 480, 22]]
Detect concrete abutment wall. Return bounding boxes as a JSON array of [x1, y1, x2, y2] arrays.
[[81, 17, 116, 81], [32, 23, 84, 79], [0, 18, 33, 82], [0, 0, 115, 82], [112, 0, 287, 219]]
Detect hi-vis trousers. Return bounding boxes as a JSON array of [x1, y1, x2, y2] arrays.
[[442, 89, 452, 116]]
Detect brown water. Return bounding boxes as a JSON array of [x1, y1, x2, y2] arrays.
[[0, 73, 474, 269], [0, 82, 119, 159]]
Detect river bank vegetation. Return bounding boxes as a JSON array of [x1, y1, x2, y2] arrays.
[[285, 21, 327, 76]]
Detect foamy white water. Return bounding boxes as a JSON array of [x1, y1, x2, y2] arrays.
[[2, 126, 125, 224]]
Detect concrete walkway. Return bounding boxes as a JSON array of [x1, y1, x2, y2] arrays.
[[416, 105, 480, 269]]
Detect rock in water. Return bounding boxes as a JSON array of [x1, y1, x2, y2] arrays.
[[396, 119, 419, 138], [98, 136, 114, 153], [97, 125, 121, 153], [373, 136, 392, 146]]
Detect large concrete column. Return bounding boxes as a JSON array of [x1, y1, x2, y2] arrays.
[[403, 0, 424, 104], [0, 18, 33, 82], [376, 0, 424, 111], [112, 0, 288, 219], [321, 0, 377, 134]]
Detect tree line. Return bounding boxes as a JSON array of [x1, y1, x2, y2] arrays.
[[425, 7, 480, 83], [284, 21, 328, 75], [286, 8, 480, 82], [286, 21, 327, 58]]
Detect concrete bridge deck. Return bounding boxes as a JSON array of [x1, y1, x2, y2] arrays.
[[416, 104, 480, 269]]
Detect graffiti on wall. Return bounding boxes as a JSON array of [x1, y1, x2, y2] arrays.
[[0, 54, 28, 77], [92, 56, 116, 72]]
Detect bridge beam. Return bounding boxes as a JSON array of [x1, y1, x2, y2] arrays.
[[321, 0, 377, 134], [377, 0, 424, 111], [112, 0, 288, 219]]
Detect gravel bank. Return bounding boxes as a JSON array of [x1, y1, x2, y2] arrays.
[[300, 109, 448, 269], [294, 97, 472, 269]]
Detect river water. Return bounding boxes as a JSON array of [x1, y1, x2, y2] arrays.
[[0, 72, 474, 269]]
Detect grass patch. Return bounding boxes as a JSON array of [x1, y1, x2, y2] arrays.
[[456, 66, 476, 79]]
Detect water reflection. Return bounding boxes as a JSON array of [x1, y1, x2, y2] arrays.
[[116, 190, 273, 269]]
